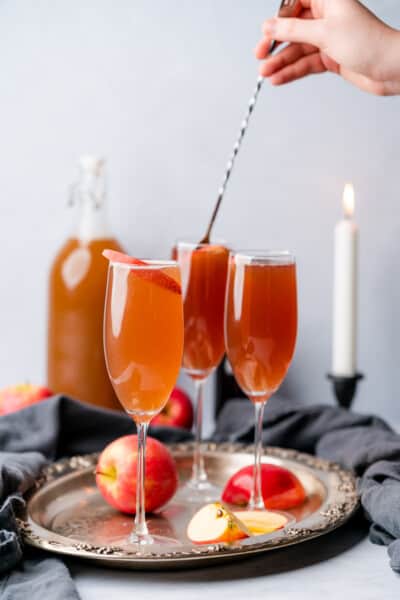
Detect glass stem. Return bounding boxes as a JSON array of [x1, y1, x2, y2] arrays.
[[191, 378, 207, 486], [133, 422, 149, 539], [250, 401, 266, 510]]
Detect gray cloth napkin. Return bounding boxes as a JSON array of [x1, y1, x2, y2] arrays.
[[1, 395, 400, 599]]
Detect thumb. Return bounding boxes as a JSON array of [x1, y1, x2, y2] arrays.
[[264, 17, 324, 48]]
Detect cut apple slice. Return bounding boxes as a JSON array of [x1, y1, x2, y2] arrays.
[[187, 502, 250, 545], [233, 510, 288, 536], [102, 249, 181, 295], [102, 249, 147, 266]]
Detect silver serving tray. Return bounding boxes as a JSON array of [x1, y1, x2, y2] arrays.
[[19, 443, 359, 569]]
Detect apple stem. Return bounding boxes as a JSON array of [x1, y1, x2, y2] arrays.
[[95, 470, 113, 478]]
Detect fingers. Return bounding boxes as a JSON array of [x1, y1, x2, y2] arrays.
[[255, 37, 274, 60], [259, 43, 316, 78], [255, 8, 313, 59], [260, 51, 400, 96], [263, 17, 324, 48], [268, 52, 326, 86], [255, 36, 285, 59]]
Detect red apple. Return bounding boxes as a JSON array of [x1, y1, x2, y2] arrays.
[[0, 384, 53, 415], [222, 464, 306, 510], [96, 434, 178, 514], [151, 387, 193, 430]]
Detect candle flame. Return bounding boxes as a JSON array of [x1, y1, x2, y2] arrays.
[[343, 183, 355, 218]]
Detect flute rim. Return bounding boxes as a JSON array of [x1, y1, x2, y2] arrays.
[[232, 249, 296, 265], [175, 239, 229, 249]]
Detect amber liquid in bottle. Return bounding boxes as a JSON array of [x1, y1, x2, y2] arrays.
[[47, 157, 123, 410]]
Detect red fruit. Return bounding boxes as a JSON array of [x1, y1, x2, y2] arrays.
[[222, 464, 306, 510], [102, 249, 146, 266], [96, 434, 178, 514], [102, 249, 181, 295], [152, 387, 193, 430], [187, 502, 250, 545], [0, 384, 53, 415]]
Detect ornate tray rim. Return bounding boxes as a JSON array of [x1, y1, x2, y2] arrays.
[[19, 443, 359, 569]]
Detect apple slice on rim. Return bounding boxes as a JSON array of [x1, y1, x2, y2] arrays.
[[102, 249, 146, 267], [102, 249, 181, 295]]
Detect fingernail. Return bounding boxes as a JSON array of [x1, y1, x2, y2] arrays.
[[263, 19, 276, 35]]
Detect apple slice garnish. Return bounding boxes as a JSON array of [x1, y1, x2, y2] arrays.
[[233, 510, 289, 536], [102, 249, 181, 295], [102, 249, 146, 267], [187, 502, 250, 545]]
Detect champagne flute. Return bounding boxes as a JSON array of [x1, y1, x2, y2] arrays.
[[103, 257, 183, 544], [175, 240, 229, 502], [224, 250, 297, 510]]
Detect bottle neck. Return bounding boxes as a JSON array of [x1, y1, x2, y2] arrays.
[[72, 171, 111, 242], [77, 198, 110, 241]]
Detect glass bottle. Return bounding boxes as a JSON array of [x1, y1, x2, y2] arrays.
[[47, 156, 123, 410]]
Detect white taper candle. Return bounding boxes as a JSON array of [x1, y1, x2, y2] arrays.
[[332, 183, 358, 377]]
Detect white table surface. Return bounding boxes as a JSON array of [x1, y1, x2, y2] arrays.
[[69, 514, 399, 600]]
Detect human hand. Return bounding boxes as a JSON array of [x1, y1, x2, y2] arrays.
[[255, 0, 400, 95]]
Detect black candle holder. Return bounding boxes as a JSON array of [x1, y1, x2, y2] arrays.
[[327, 373, 364, 410]]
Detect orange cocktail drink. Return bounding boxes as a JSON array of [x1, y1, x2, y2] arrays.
[[180, 243, 229, 378], [103, 250, 183, 543], [225, 255, 297, 401], [176, 241, 229, 500], [225, 251, 297, 509], [104, 260, 183, 421]]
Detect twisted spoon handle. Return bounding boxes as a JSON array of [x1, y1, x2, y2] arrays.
[[199, 0, 301, 245]]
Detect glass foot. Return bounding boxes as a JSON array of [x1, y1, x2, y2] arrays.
[[108, 533, 182, 552], [129, 532, 155, 545], [175, 479, 221, 504], [91, 512, 182, 550]]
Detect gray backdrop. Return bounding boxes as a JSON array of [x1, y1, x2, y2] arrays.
[[1, 0, 399, 426]]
